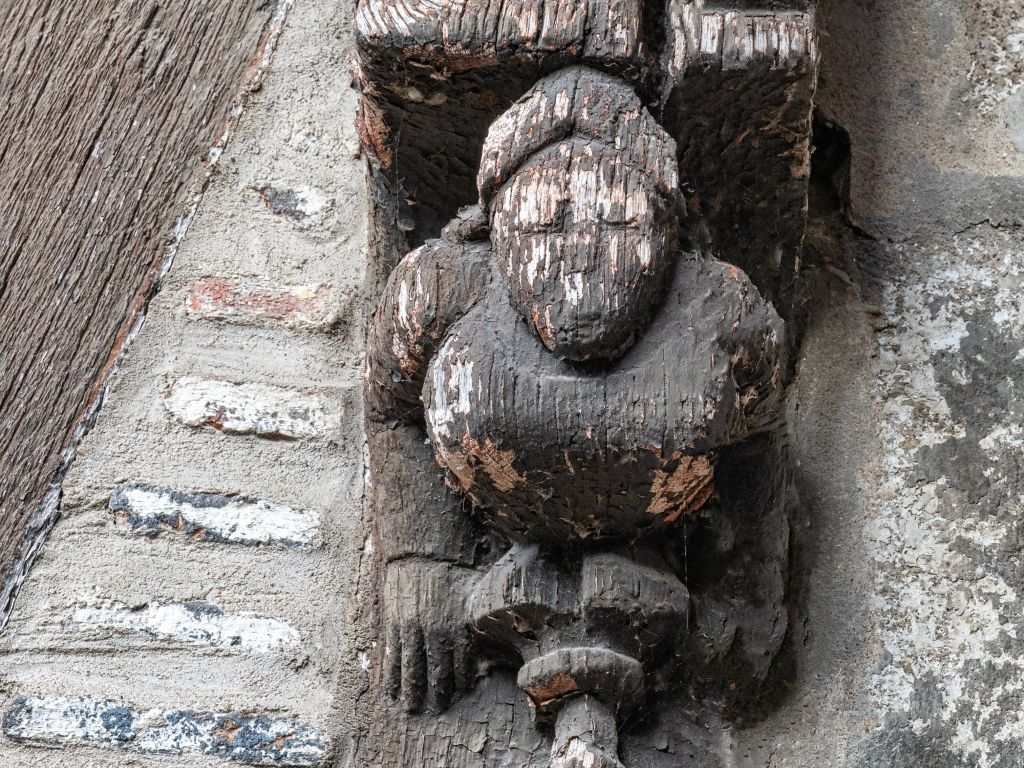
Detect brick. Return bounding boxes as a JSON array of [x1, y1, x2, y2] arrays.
[[110, 483, 320, 549], [2, 695, 327, 766], [70, 600, 300, 652], [187, 278, 341, 330], [162, 376, 342, 440]]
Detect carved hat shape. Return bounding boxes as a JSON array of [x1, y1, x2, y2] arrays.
[[479, 67, 683, 362]]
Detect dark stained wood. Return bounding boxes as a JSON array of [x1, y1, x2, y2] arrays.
[[659, 2, 817, 308], [0, 0, 278, 617], [354, 0, 650, 258], [365, 208, 493, 424], [423, 252, 785, 543], [482, 68, 684, 362], [358, 3, 816, 765]]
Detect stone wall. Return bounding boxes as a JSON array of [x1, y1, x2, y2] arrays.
[[734, 1, 1024, 765]]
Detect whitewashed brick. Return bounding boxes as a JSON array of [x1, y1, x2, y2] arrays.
[[162, 376, 342, 440], [3, 695, 326, 766], [253, 183, 330, 226], [70, 600, 300, 652], [110, 483, 320, 549], [186, 277, 341, 330]]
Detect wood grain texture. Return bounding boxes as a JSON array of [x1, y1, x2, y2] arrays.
[[356, 0, 644, 73], [0, 0, 278, 614], [659, 1, 817, 308], [354, 0, 651, 257], [482, 68, 682, 362], [357, 4, 811, 764], [423, 252, 784, 543]]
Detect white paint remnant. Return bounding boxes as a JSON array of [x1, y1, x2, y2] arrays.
[[562, 272, 585, 305], [111, 484, 321, 549], [552, 737, 604, 768], [4, 697, 125, 745], [3, 696, 326, 766], [636, 236, 652, 270], [397, 277, 412, 330], [554, 89, 571, 119], [356, 0, 459, 39], [700, 13, 723, 56], [666, 1, 814, 76], [426, 341, 474, 443], [71, 601, 300, 652], [163, 376, 342, 440], [524, 239, 549, 288]]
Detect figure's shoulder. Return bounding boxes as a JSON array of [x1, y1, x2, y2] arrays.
[[671, 253, 781, 331], [388, 209, 492, 288]]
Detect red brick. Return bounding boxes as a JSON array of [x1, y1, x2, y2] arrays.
[[186, 278, 339, 330]]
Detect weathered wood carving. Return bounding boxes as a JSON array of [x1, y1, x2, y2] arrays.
[[357, 2, 816, 765]]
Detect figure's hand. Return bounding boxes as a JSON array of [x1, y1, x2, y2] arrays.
[[383, 559, 476, 713]]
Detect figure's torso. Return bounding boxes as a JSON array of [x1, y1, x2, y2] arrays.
[[423, 253, 784, 543]]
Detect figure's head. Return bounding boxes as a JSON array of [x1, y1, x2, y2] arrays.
[[479, 67, 683, 362]]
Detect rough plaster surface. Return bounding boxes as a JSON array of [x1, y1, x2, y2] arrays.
[[819, 0, 1024, 240], [0, 0, 366, 764], [2, 0, 1023, 766]]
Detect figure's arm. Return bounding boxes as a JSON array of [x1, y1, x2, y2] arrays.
[[368, 422, 480, 713], [365, 210, 493, 713], [365, 210, 492, 424]]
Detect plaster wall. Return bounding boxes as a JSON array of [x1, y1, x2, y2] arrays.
[[0, 0, 367, 764]]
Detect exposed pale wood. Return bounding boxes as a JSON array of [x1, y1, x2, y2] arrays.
[[354, 0, 650, 256], [365, 208, 493, 424], [357, 0, 644, 69], [0, 0, 278, 613], [424, 250, 784, 543], [482, 68, 683, 361]]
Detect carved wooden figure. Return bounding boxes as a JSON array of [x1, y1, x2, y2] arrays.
[[358, 2, 816, 766], [366, 67, 786, 767]]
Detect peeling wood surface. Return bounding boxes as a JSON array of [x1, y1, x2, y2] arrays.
[[482, 68, 682, 362], [423, 252, 784, 543], [357, 2, 813, 764], [356, 0, 644, 72], [354, 0, 651, 256], [0, 0, 277, 610], [660, 1, 817, 306]]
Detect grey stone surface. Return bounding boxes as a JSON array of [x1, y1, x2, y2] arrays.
[[726, 1, 1024, 765], [818, 0, 1024, 240]]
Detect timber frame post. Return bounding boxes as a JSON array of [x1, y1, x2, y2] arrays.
[[355, 2, 817, 765]]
